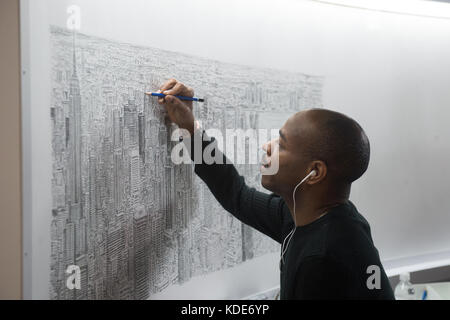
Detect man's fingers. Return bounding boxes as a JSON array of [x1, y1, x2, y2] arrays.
[[163, 82, 188, 97], [163, 83, 194, 98], [159, 78, 177, 92], [163, 82, 183, 96]]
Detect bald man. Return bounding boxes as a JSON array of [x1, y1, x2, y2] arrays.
[[157, 78, 395, 300]]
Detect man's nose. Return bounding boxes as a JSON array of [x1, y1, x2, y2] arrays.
[[262, 140, 272, 155]]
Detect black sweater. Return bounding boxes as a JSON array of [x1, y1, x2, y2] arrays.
[[186, 130, 395, 300]]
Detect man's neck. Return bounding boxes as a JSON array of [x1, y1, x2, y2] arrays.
[[283, 186, 350, 227], [293, 200, 347, 226]]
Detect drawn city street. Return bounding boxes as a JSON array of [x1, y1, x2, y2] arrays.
[[49, 26, 324, 299]]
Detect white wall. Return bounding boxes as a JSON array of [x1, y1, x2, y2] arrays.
[[23, 0, 450, 298]]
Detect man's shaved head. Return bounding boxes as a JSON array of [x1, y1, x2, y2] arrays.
[[294, 108, 371, 185]]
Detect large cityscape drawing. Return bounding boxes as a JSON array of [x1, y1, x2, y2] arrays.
[[49, 26, 324, 299]]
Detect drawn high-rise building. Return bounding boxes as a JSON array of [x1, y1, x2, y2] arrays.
[[133, 206, 149, 299], [67, 31, 82, 207], [123, 99, 138, 148], [138, 112, 145, 160]]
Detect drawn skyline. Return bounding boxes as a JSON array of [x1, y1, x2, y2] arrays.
[[49, 26, 324, 299]]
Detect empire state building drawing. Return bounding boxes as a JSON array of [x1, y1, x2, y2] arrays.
[[65, 30, 88, 299], [68, 31, 82, 208]]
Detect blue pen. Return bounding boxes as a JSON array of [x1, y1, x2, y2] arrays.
[[422, 289, 427, 300], [145, 92, 205, 102]]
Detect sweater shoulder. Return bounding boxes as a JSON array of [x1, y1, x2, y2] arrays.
[[322, 204, 380, 263]]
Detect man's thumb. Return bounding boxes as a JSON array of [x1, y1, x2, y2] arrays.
[[164, 95, 184, 118]]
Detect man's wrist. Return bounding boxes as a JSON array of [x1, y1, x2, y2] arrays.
[[180, 120, 202, 143], [185, 120, 198, 137]]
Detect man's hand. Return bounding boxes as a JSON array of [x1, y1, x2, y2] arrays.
[[158, 79, 196, 136]]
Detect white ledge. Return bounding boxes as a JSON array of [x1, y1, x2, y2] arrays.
[[382, 249, 450, 277]]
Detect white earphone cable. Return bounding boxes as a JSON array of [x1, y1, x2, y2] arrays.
[[280, 170, 316, 266]]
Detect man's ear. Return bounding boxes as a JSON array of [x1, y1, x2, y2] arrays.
[[307, 160, 327, 184]]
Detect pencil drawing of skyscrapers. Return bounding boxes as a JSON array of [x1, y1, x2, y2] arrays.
[[49, 26, 323, 299]]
